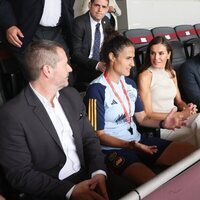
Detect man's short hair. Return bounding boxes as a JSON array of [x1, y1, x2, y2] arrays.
[[90, 0, 109, 4], [24, 40, 64, 81]]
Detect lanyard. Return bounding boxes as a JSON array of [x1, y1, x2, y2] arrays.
[[104, 72, 131, 123]]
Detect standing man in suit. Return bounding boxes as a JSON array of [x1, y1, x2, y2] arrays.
[[72, 0, 112, 86], [1, 0, 74, 64], [0, 40, 108, 200], [1, 0, 75, 88], [82, 0, 122, 30]]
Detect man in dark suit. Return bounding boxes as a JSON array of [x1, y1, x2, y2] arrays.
[[1, 0, 75, 90], [0, 40, 108, 200], [1, 0, 74, 62], [179, 54, 200, 111], [72, 0, 111, 86]]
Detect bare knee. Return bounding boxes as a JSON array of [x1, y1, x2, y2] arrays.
[[156, 142, 196, 166], [122, 162, 156, 186]]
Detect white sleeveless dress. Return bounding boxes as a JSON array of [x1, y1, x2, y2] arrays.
[[149, 67, 200, 147]]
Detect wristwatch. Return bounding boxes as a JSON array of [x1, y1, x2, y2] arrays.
[[159, 120, 164, 128]]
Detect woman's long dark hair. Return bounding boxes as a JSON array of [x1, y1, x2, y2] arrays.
[[139, 36, 175, 78]]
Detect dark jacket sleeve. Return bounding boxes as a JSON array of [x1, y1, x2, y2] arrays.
[[0, 0, 17, 29], [179, 56, 200, 111], [72, 14, 99, 72]]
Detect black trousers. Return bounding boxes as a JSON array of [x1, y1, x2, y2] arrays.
[[12, 25, 74, 86], [33, 25, 69, 56]]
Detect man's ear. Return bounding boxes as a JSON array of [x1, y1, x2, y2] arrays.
[[88, 1, 91, 9], [42, 65, 52, 78]]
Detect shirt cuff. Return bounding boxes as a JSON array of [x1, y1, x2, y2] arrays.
[[66, 185, 75, 199], [92, 170, 107, 178]]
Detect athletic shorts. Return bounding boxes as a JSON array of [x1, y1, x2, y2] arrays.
[[102, 135, 171, 174]]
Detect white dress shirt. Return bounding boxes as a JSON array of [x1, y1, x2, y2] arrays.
[[40, 0, 61, 27], [30, 85, 81, 179]]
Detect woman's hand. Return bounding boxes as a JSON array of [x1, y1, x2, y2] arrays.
[[176, 103, 198, 119], [187, 103, 198, 115], [128, 141, 158, 154], [163, 107, 186, 129]]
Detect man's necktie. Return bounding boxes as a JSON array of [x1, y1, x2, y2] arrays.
[[92, 23, 101, 60]]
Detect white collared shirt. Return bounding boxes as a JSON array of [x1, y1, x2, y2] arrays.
[[88, 14, 104, 59], [30, 84, 81, 180], [39, 0, 61, 27]]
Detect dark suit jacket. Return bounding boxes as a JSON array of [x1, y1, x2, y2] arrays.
[[1, 0, 74, 53], [179, 54, 200, 111], [0, 0, 9, 28], [0, 85, 106, 199], [72, 12, 111, 83]]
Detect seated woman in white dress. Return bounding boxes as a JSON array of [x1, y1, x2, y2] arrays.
[[84, 33, 196, 187], [138, 36, 200, 147]]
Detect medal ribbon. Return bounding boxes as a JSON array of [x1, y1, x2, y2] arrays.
[[104, 72, 131, 123]]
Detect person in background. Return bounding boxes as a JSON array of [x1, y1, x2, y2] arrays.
[[84, 33, 196, 187], [72, 0, 112, 86], [1, 0, 74, 65], [82, 0, 121, 30], [0, 40, 108, 200], [138, 36, 200, 147], [0, 0, 75, 89], [179, 54, 200, 112], [73, 0, 85, 18]]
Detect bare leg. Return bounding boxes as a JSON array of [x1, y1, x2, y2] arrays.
[[122, 162, 156, 186], [156, 142, 196, 166]]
